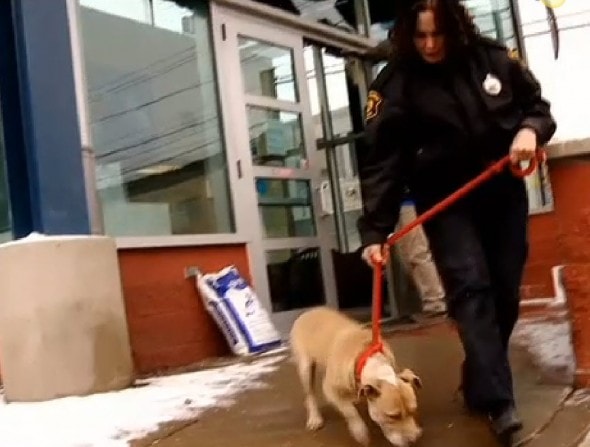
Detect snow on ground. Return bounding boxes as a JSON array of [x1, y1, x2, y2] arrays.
[[0, 355, 285, 447], [512, 319, 575, 383]]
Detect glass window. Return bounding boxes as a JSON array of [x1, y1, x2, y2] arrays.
[[305, 47, 354, 140], [464, 0, 517, 50], [80, 0, 151, 23], [247, 107, 306, 168], [238, 37, 299, 102], [305, 44, 364, 252], [79, 0, 235, 236], [266, 247, 326, 312], [256, 179, 316, 238], [152, 0, 193, 33]]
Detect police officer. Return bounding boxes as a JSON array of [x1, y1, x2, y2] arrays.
[[356, 0, 556, 441]]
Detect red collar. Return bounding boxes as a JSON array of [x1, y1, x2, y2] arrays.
[[355, 340, 384, 381]]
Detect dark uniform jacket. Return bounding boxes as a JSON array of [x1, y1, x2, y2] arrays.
[[357, 37, 556, 247]]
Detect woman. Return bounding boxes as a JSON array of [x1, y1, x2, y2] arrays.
[[356, 0, 556, 440]]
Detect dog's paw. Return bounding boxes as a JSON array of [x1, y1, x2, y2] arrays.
[[306, 414, 324, 431], [348, 418, 370, 446]]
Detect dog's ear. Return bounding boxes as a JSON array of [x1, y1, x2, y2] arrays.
[[398, 369, 423, 391], [358, 383, 381, 400]]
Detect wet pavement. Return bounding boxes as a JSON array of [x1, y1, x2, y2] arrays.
[[135, 322, 590, 447]]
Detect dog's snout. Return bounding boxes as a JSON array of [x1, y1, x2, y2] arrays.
[[408, 426, 423, 443], [383, 424, 422, 447], [384, 431, 405, 447]]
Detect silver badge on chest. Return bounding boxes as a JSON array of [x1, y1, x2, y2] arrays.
[[483, 73, 502, 96]]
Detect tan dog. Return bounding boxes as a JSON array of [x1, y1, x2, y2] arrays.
[[290, 306, 422, 447]]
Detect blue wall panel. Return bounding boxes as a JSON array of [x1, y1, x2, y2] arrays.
[[0, 0, 33, 238], [7, 0, 90, 236]]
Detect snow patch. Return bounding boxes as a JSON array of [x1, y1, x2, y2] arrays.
[[0, 232, 108, 248], [565, 389, 590, 407], [0, 355, 285, 447], [512, 320, 575, 382]]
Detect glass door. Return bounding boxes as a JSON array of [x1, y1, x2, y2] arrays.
[[213, 7, 338, 334]]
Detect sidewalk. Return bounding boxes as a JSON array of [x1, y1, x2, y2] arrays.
[[134, 319, 590, 447]]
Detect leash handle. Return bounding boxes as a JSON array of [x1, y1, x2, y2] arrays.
[[509, 150, 546, 178]]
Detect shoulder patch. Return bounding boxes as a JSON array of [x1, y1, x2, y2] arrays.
[[508, 47, 527, 67], [365, 90, 384, 121], [508, 48, 519, 60], [508, 48, 526, 67]]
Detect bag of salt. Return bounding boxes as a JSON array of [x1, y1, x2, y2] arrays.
[[196, 266, 282, 356]]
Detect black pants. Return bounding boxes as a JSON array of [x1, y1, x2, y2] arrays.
[[420, 174, 529, 414]]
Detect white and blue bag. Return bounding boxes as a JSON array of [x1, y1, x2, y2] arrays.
[[196, 265, 282, 356]]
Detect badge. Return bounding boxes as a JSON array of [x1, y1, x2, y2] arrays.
[[365, 90, 383, 121], [483, 73, 502, 96]]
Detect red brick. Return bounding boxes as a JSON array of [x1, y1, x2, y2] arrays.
[[519, 304, 567, 321], [528, 211, 560, 235], [527, 238, 561, 264], [118, 245, 251, 375], [523, 160, 590, 312], [133, 341, 228, 375], [520, 284, 553, 300], [562, 264, 590, 388]]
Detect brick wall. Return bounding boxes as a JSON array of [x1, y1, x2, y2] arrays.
[[521, 153, 590, 387], [521, 212, 562, 300], [118, 244, 251, 375], [563, 264, 590, 387], [521, 156, 590, 300]]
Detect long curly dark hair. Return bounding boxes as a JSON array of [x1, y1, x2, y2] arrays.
[[391, 0, 481, 63]]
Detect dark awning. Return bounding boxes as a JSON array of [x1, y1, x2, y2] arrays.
[[334, 0, 397, 27], [170, 0, 398, 27]]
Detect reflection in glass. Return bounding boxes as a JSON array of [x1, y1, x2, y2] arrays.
[[152, 0, 194, 33], [462, 0, 517, 49], [81, 1, 235, 236], [247, 107, 307, 168], [256, 179, 315, 238], [304, 44, 361, 252], [80, 0, 150, 23], [305, 47, 353, 140], [266, 247, 325, 312], [239, 37, 298, 102]]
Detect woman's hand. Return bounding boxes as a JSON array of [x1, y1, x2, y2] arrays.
[[361, 244, 386, 267], [510, 128, 538, 163]]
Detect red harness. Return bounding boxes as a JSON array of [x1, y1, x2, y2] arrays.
[[355, 152, 545, 379], [355, 339, 384, 381]]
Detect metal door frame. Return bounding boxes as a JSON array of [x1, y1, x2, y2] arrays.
[[212, 4, 338, 334]]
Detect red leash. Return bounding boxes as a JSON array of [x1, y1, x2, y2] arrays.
[[356, 152, 545, 380]]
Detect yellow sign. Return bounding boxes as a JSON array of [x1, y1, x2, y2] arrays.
[[541, 0, 566, 8]]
